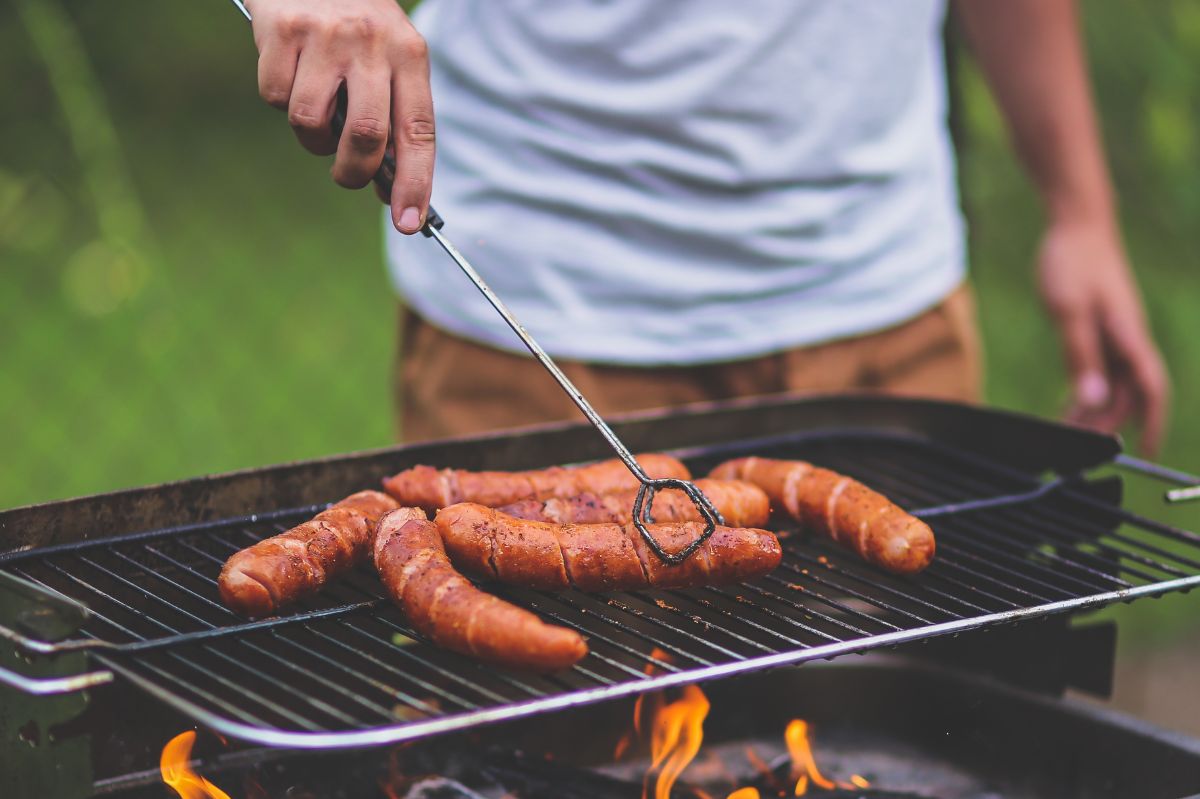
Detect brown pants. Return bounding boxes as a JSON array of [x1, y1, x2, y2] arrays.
[[397, 285, 983, 441]]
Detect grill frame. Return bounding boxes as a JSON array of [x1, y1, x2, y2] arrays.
[[3, 395, 1199, 750]]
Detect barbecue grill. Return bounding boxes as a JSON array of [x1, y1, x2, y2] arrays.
[[3, 395, 1200, 797]]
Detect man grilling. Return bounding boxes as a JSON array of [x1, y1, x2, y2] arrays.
[[245, 0, 1168, 453]]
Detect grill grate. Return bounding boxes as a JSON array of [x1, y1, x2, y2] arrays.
[[4, 431, 1200, 748]]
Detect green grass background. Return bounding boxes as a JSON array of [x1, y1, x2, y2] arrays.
[[2, 3, 1197, 646]]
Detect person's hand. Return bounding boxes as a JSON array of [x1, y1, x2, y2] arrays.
[[1037, 219, 1169, 455], [247, 0, 434, 234]]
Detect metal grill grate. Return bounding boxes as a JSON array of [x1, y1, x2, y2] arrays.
[[4, 431, 1200, 748]]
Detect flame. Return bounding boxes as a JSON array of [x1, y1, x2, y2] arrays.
[[644, 685, 710, 799], [783, 719, 870, 795], [617, 655, 874, 799], [786, 719, 836, 793], [160, 731, 231, 799], [615, 647, 672, 760]]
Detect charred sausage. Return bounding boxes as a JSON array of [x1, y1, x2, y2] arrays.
[[434, 503, 781, 592], [219, 490, 400, 617], [374, 509, 588, 672], [498, 479, 770, 528], [382, 454, 691, 512], [709, 457, 934, 575]]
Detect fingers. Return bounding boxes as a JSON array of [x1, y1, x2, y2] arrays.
[[1062, 305, 1171, 457], [1056, 303, 1110, 420], [1105, 311, 1170, 457], [1068, 379, 1132, 434], [249, 1, 435, 217], [1135, 359, 1169, 458], [389, 35, 436, 234], [288, 49, 341, 156], [257, 38, 299, 111], [332, 67, 392, 188]]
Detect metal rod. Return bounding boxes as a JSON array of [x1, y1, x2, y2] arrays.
[[673, 588, 809, 648], [228, 0, 251, 21], [95, 572, 1200, 749], [774, 559, 947, 623], [624, 591, 778, 654], [113, 548, 424, 722], [422, 222, 722, 561], [68, 553, 378, 727], [224, 0, 720, 563], [1167, 484, 1200, 503], [708, 583, 862, 642]]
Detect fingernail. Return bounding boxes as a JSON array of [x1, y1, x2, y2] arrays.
[[1077, 372, 1109, 408], [398, 207, 421, 233]]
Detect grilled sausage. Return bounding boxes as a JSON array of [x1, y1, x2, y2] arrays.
[[382, 454, 691, 512], [434, 503, 781, 592], [374, 509, 588, 672], [219, 490, 401, 618], [709, 457, 934, 575], [498, 479, 770, 528]]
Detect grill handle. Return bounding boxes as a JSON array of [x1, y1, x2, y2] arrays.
[[0, 572, 113, 695], [1114, 454, 1200, 503], [0, 661, 113, 695]]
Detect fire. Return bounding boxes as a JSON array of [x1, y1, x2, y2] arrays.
[[618, 655, 871, 798], [784, 719, 869, 796], [160, 731, 231, 799], [615, 647, 672, 760], [644, 684, 710, 799], [785, 719, 836, 792]]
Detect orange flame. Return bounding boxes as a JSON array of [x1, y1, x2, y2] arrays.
[[619, 657, 874, 799], [785, 719, 836, 793], [615, 647, 672, 760], [643, 685, 710, 799], [160, 731, 231, 799], [784, 719, 870, 796]]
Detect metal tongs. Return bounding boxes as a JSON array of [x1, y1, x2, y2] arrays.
[[229, 0, 724, 565]]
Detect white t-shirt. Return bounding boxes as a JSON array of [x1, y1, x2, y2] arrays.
[[386, 0, 965, 366]]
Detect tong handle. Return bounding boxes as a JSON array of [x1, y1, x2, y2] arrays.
[[328, 86, 445, 235]]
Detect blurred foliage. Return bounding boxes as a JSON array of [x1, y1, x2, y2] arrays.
[[0, 3, 1196, 642]]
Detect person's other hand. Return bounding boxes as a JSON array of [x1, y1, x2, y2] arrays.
[[1037, 220, 1169, 456], [247, 0, 434, 233]]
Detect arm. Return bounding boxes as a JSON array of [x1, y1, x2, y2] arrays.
[[954, 0, 1169, 454], [245, 0, 434, 234]]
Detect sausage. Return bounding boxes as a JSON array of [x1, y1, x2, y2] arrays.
[[498, 478, 770, 528], [373, 509, 588, 672], [709, 457, 934, 575], [218, 490, 400, 617], [434, 503, 782, 592], [381, 454, 691, 512]]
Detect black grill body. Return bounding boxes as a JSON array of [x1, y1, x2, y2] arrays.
[[1, 395, 1199, 796]]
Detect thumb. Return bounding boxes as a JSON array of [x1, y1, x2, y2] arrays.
[[1058, 307, 1109, 412]]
